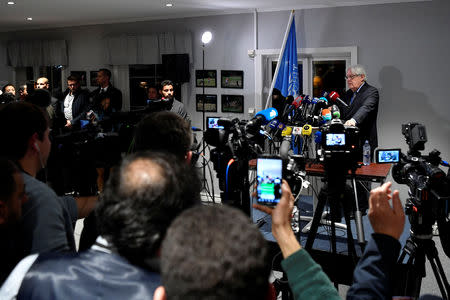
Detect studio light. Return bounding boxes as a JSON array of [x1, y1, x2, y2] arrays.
[[200, 31, 213, 191], [201, 31, 212, 45]]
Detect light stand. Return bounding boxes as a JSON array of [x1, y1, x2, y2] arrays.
[[201, 31, 212, 193]]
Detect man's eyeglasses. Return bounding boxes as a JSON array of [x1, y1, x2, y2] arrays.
[[345, 74, 361, 80]]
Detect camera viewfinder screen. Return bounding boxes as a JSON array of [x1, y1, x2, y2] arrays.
[[257, 158, 282, 205], [377, 150, 400, 163], [326, 133, 346, 146], [207, 117, 224, 129]]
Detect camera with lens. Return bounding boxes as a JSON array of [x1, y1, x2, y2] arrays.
[[318, 119, 360, 163], [376, 123, 450, 258]]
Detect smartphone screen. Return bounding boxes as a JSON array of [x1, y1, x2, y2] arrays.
[[376, 149, 400, 163], [257, 158, 282, 206]]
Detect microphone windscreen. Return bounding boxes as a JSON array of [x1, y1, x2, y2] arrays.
[[255, 107, 278, 124]]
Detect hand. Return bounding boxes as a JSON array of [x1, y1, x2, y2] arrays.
[[65, 120, 72, 128], [345, 119, 356, 126], [253, 180, 301, 258], [368, 182, 405, 240]]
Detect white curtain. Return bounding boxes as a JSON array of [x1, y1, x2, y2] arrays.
[[104, 31, 192, 65], [7, 40, 67, 67]]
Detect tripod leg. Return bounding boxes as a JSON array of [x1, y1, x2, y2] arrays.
[[425, 241, 450, 299], [305, 197, 327, 250], [352, 177, 366, 245]]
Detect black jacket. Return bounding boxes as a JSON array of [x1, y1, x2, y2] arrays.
[[340, 82, 379, 151], [90, 85, 123, 112], [58, 88, 91, 127]]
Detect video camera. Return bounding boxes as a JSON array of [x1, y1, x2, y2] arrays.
[[376, 123, 450, 258], [318, 119, 360, 163]]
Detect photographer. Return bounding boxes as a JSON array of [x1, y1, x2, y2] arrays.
[[347, 182, 405, 299]]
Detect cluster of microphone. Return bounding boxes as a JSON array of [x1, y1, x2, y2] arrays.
[[241, 91, 347, 159]]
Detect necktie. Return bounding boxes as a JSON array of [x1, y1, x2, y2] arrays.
[[350, 93, 356, 105]]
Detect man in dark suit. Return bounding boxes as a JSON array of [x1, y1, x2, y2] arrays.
[[59, 75, 90, 129], [90, 68, 122, 111], [339, 64, 379, 214], [340, 64, 379, 157]]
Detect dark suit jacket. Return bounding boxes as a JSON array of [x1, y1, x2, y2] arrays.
[[340, 82, 379, 151], [90, 85, 123, 112], [58, 88, 91, 127], [347, 233, 401, 299]]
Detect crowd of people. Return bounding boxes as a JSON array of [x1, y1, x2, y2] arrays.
[[0, 64, 415, 299]]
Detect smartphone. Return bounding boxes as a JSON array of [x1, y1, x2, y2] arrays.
[[375, 148, 401, 163], [256, 157, 283, 206]]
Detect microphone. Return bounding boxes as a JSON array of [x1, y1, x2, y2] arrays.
[[314, 131, 322, 144], [321, 109, 332, 122], [280, 126, 293, 160], [331, 105, 340, 119], [328, 91, 348, 107], [191, 127, 203, 132], [302, 124, 312, 136], [280, 98, 302, 122], [246, 107, 278, 131]]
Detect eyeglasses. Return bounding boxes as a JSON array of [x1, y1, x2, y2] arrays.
[[345, 74, 361, 80]]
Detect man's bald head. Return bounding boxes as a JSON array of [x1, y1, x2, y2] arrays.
[[96, 151, 201, 267]]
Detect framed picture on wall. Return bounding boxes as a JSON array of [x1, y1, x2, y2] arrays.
[[196, 70, 217, 88], [196, 94, 217, 112], [221, 94, 244, 113], [70, 71, 87, 86], [221, 70, 243, 89], [90, 71, 99, 86]]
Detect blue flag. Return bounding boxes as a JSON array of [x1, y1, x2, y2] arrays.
[[274, 18, 299, 98]]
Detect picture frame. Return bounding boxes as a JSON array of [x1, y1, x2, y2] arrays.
[[221, 94, 244, 113], [70, 71, 87, 86], [196, 70, 217, 88], [90, 71, 99, 87], [221, 70, 243, 89], [196, 94, 218, 112]]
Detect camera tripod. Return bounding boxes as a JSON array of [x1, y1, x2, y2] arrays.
[[304, 160, 366, 267], [396, 234, 450, 299]]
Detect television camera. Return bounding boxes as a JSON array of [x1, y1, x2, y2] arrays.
[[376, 122, 450, 298]]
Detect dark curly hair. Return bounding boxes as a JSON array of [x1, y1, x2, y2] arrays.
[[161, 205, 270, 300], [0, 102, 48, 161], [133, 111, 191, 159], [96, 151, 201, 267]]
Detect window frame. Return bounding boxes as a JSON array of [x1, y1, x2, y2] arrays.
[[254, 46, 357, 110]]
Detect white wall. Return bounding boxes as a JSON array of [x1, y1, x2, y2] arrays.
[[1, 0, 449, 173]]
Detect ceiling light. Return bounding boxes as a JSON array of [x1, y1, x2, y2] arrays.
[[165, 3, 173, 7], [7, 1, 15, 5], [26, 17, 32, 21]]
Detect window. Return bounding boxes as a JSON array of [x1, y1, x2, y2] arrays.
[[128, 64, 183, 109], [255, 46, 357, 110], [14, 66, 63, 96]]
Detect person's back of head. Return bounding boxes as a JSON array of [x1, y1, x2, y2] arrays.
[[96, 151, 201, 268], [0, 158, 24, 226], [25, 89, 51, 109], [0, 102, 48, 161], [134, 111, 192, 160], [158, 205, 270, 300]]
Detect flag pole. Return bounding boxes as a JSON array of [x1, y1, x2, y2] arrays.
[[265, 9, 295, 109]]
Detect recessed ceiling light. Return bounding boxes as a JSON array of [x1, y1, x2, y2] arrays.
[[26, 17, 33, 21], [165, 3, 173, 7], [7, 1, 15, 5]]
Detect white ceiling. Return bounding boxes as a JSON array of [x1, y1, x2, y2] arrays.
[[0, 0, 428, 32]]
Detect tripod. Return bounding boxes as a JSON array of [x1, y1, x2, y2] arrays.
[[304, 160, 366, 268], [396, 234, 450, 299]]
